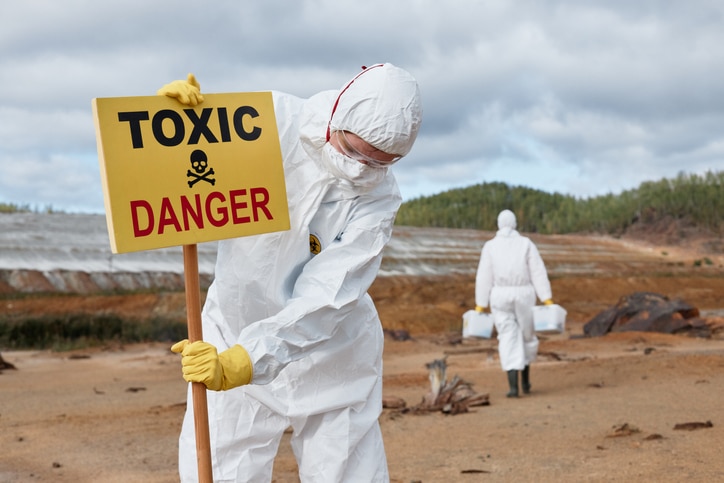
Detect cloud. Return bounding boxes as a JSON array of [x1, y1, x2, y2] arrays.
[[2, 0, 723, 212], [1, 151, 103, 213]]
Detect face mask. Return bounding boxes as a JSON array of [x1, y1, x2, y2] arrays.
[[320, 143, 387, 189]]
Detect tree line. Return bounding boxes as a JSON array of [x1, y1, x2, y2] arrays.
[[0, 203, 58, 214], [395, 170, 724, 236]]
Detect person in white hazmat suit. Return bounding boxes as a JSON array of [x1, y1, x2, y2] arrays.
[[160, 64, 422, 482], [474, 209, 554, 398]]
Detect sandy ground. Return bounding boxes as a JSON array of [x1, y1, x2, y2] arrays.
[[1, 233, 723, 482]]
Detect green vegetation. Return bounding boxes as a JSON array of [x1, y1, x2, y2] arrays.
[[693, 258, 714, 267], [0, 202, 31, 213], [0, 314, 187, 351], [396, 170, 724, 236], [0, 202, 61, 214]]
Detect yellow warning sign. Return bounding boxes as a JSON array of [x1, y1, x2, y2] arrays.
[[92, 92, 290, 253]]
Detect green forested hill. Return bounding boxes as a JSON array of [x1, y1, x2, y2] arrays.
[[395, 170, 724, 236]]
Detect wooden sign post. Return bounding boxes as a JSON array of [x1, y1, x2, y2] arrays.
[[92, 92, 290, 482], [182, 243, 213, 481]]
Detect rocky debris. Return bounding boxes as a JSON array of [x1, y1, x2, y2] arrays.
[[382, 358, 490, 416], [411, 358, 490, 415], [382, 396, 407, 409], [583, 291, 710, 337], [384, 328, 412, 341], [607, 422, 641, 438], [68, 354, 91, 360], [673, 421, 713, 431], [643, 433, 664, 441], [0, 352, 17, 372]]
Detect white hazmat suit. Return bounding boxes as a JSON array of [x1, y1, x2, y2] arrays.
[[475, 210, 552, 374], [177, 64, 422, 482]]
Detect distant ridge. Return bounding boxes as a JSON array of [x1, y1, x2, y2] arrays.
[[396, 170, 724, 238]]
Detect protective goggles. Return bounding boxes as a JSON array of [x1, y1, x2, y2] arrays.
[[334, 130, 401, 169]]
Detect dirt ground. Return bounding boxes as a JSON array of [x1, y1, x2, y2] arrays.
[[1, 232, 723, 482]]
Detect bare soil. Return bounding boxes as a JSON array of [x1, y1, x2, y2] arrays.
[[1, 233, 723, 482]]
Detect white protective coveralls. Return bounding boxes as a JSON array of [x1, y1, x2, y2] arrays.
[[178, 64, 422, 482], [475, 210, 552, 371]]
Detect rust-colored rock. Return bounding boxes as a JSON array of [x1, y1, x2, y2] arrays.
[[0, 352, 17, 372], [584, 291, 709, 337]]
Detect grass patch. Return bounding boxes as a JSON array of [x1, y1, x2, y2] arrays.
[[0, 313, 187, 351]]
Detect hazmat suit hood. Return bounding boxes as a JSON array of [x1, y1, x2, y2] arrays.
[[497, 209, 518, 236], [497, 210, 517, 229], [299, 63, 423, 159]]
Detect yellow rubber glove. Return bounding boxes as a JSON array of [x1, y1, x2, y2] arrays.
[[543, 299, 554, 306], [157, 73, 204, 106], [171, 340, 253, 391], [475, 305, 490, 313]]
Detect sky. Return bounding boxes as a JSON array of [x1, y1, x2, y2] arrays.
[[2, 0, 723, 214]]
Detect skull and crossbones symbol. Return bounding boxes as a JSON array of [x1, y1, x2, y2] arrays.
[[187, 149, 215, 187]]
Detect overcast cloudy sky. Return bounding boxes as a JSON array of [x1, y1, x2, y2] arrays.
[[2, 0, 723, 214]]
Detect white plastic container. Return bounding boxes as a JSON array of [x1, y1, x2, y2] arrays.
[[533, 304, 567, 334], [462, 310, 494, 338]]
